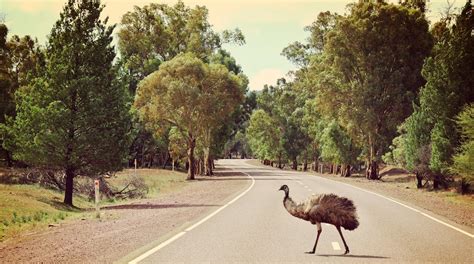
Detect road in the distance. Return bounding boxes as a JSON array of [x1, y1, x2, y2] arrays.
[[128, 159, 474, 263]]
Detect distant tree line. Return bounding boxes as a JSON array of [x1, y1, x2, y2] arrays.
[[0, 0, 254, 206], [246, 0, 473, 193]]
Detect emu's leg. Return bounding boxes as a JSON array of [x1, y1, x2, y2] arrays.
[[336, 225, 350, 255], [306, 222, 322, 254]]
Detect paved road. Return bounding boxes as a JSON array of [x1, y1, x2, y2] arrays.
[[125, 159, 474, 263]]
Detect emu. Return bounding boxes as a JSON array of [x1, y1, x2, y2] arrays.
[[278, 184, 359, 254]]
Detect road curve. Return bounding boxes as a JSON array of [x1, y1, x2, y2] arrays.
[[124, 159, 474, 263]]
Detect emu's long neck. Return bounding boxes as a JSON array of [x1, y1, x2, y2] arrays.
[[283, 193, 306, 220]]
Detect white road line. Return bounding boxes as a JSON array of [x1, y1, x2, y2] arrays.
[[128, 170, 256, 264], [307, 188, 313, 192], [304, 185, 309, 189], [331, 242, 341, 251], [316, 176, 474, 239], [297, 181, 303, 185], [128, 232, 186, 264]]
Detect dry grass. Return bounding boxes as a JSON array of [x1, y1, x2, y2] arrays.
[[0, 168, 188, 242], [0, 184, 91, 241], [111, 168, 188, 197]]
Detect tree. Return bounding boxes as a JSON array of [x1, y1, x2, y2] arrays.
[[134, 53, 244, 180], [197, 63, 245, 175], [397, 0, 473, 188], [0, 24, 44, 166], [168, 126, 188, 171], [246, 109, 283, 166], [117, 1, 244, 94], [318, 1, 432, 179], [117, 1, 245, 169], [3, 0, 131, 206], [320, 121, 357, 176], [451, 104, 474, 193]]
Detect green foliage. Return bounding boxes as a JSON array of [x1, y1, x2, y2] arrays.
[[134, 53, 245, 178], [3, 0, 132, 205], [451, 104, 474, 182], [168, 126, 188, 164], [430, 122, 452, 174], [0, 23, 44, 166], [392, 1, 474, 187], [319, 1, 432, 166], [246, 109, 283, 161], [117, 0, 244, 94], [320, 121, 356, 166]]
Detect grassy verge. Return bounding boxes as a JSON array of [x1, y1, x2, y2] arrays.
[[0, 184, 92, 241], [0, 168, 188, 242]]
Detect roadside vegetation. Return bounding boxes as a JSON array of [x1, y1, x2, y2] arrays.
[[0, 167, 187, 242], [245, 0, 474, 195], [0, 0, 255, 208]]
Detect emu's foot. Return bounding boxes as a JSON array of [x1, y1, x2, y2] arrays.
[[344, 248, 350, 255], [305, 250, 315, 254]]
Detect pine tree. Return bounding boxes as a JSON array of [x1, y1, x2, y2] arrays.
[[4, 0, 131, 206]]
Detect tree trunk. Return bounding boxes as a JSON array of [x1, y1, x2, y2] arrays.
[[365, 160, 370, 179], [292, 158, 297, 170], [5, 150, 13, 167], [367, 160, 378, 180], [345, 165, 351, 177], [278, 154, 282, 169], [187, 136, 196, 180], [172, 158, 175, 171], [207, 155, 214, 176], [433, 174, 440, 189], [64, 166, 74, 206], [204, 147, 211, 176], [416, 172, 423, 188], [303, 158, 308, 172]]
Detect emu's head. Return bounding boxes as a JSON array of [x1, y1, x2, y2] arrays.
[[278, 184, 289, 196]]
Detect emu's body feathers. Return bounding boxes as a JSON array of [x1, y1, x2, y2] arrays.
[[283, 193, 359, 230], [279, 184, 358, 255]]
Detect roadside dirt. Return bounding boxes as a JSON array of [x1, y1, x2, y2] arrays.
[[0, 168, 249, 263]]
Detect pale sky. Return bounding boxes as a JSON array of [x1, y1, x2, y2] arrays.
[[0, 0, 465, 90]]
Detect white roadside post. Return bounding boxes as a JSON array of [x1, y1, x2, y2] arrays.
[[134, 158, 137, 178], [94, 179, 100, 218]]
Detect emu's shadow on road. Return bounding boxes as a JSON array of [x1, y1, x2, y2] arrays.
[[102, 203, 220, 210], [318, 254, 389, 259]]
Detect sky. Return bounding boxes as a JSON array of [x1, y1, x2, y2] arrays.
[[0, 0, 465, 90]]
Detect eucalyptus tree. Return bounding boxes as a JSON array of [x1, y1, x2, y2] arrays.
[[118, 1, 245, 168], [134, 53, 244, 179], [3, 0, 131, 206], [246, 109, 284, 166], [118, 0, 244, 93], [318, 1, 432, 179]]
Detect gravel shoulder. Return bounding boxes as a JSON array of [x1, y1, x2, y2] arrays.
[[0, 166, 249, 263]]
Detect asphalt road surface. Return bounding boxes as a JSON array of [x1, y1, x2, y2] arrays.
[[123, 159, 474, 263]]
